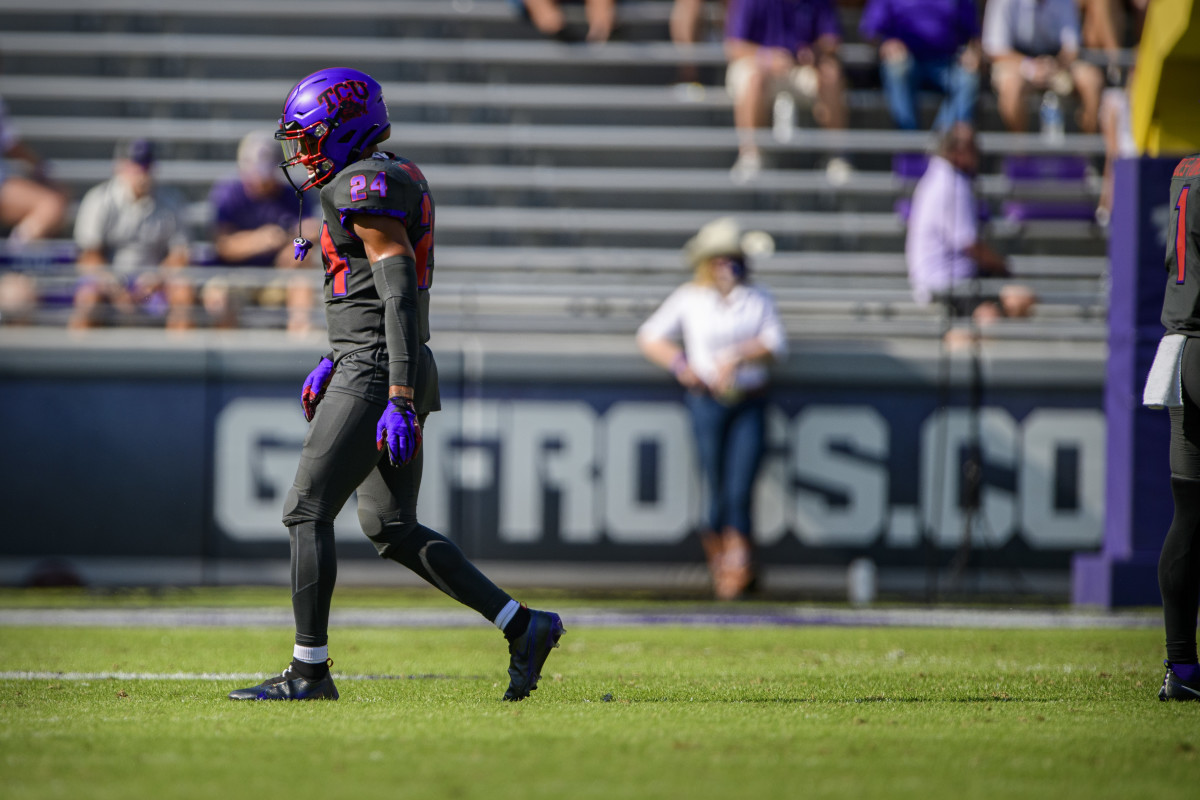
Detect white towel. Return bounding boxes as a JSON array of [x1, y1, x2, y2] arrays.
[[1143, 333, 1187, 409]]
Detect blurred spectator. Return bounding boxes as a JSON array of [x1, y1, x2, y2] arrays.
[[1096, 65, 1135, 226], [859, 0, 982, 131], [69, 139, 192, 330], [724, 0, 849, 184], [1079, 0, 1147, 60], [207, 131, 319, 331], [906, 123, 1035, 332], [671, 0, 728, 83], [637, 217, 787, 600], [982, 0, 1103, 134], [516, 0, 616, 43], [0, 95, 68, 244], [0, 269, 37, 325], [671, 0, 724, 46]]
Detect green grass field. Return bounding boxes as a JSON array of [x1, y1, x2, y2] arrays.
[[1, 589, 1195, 800]]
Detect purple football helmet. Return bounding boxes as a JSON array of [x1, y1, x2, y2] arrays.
[[275, 67, 390, 191]]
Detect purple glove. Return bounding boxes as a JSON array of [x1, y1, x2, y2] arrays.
[[301, 357, 334, 421], [376, 397, 422, 467]]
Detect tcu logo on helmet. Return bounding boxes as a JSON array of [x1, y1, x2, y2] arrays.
[[278, 68, 389, 191], [317, 79, 370, 116]]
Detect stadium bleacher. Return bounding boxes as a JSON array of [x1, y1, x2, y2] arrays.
[[0, 0, 1113, 342]]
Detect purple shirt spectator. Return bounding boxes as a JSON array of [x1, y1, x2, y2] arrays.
[[905, 155, 979, 304], [859, 0, 979, 60], [208, 178, 310, 267], [725, 0, 841, 50]]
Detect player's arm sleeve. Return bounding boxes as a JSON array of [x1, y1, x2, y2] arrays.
[[370, 253, 420, 389]]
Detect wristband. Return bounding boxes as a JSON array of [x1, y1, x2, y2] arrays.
[[389, 395, 417, 412], [671, 353, 688, 377]]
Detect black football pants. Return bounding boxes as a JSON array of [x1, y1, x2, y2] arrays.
[[1163, 337, 1200, 664], [282, 389, 512, 649]]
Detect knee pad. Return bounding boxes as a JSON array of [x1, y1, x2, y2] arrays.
[[282, 486, 340, 528], [360, 509, 420, 560]]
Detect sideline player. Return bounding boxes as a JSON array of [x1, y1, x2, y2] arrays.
[[229, 68, 563, 701], [1144, 153, 1200, 701]]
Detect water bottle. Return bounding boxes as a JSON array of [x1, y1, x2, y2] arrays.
[[1040, 91, 1064, 145], [847, 558, 877, 606], [772, 91, 795, 143]]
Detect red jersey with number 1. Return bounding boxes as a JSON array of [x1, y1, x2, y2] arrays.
[[1162, 154, 1200, 335], [317, 151, 435, 363]]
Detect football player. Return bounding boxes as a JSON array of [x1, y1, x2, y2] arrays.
[[1145, 153, 1200, 701], [229, 68, 563, 702]]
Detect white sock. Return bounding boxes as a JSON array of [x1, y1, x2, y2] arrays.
[[494, 599, 520, 633], [293, 644, 328, 664]]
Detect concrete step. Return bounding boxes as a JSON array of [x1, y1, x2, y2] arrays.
[[39, 160, 1099, 216], [0, 0, 694, 42], [12, 115, 1106, 167]]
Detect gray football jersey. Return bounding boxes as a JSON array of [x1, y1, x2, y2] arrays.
[[1162, 154, 1200, 336], [317, 152, 437, 408]]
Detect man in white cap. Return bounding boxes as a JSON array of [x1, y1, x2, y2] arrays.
[[70, 138, 191, 329]]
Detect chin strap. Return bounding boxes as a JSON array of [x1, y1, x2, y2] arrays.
[[292, 188, 313, 261]]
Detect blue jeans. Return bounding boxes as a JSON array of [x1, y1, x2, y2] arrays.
[[880, 54, 977, 131], [685, 392, 767, 535]]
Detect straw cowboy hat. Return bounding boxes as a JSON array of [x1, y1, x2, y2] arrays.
[[682, 217, 775, 268]]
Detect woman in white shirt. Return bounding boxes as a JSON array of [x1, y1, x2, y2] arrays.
[[637, 218, 787, 600]]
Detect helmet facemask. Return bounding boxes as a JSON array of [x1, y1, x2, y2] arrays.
[[275, 120, 336, 192]]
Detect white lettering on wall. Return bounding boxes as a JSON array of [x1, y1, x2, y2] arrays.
[[792, 406, 889, 546], [920, 408, 1017, 548], [213, 398, 1105, 550], [213, 399, 360, 542], [602, 402, 694, 544], [501, 402, 599, 543], [752, 406, 791, 546], [1020, 409, 1106, 549]]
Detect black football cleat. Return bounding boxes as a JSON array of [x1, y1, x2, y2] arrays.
[[228, 663, 339, 701], [503, 609, 565, 701], [1158, 661, 1200, 701]]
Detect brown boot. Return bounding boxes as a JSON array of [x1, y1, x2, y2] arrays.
[[700, 530, 726, 594], [714, 529, 754, 601]]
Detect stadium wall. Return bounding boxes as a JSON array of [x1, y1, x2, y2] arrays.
[[0, 330, 1106, 598]]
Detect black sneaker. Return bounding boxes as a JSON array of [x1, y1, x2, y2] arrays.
[[1158, 661, 1200, 701], [228, 663, 339, 701], [503, 609, 564, 701]]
